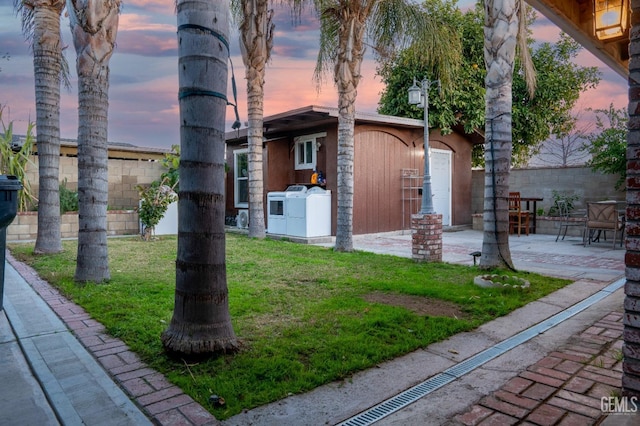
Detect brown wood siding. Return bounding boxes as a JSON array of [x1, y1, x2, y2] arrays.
[[354, 130, 422, 234], [265, 139, 291, 192], [226, 122, 473, 234]]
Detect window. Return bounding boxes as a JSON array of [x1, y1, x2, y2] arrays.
[[294, 133, 326, 170], [269, 199, 283, 216], [234, 149, 248, 208]]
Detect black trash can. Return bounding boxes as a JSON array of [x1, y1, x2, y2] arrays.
[[0, 175, 21, 311]]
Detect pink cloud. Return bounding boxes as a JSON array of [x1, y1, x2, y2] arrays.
[[1, 0, 633, 150], [122, 0, 175, 15], [531, 21, 561, 43], [230, 56, 383, 127], [116, 32, 177, 56], [118, 14, 175, 32], [581, 81, 627, 111]]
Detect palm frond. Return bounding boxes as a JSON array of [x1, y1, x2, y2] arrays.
[[14, 0, 36, 46], [517, 0, 536, 97], [229, 0, 242, 25], [368, 0, 423, 54], [312, 0, 461, 94], [313, 1, 340, 90], [15, 0, 72, 89], [273, 0, 311, 24]]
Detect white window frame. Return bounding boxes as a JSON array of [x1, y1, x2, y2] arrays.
[[234, 148, 249, 208], [294, 132, 326, 170]]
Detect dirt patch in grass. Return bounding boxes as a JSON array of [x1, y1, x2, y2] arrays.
[[363, 292, 469, 319]]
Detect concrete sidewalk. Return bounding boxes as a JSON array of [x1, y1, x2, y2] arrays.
[[0, 229, 633, 425], [1, 254, 219, 426], [0, 260, 152, 426], [350, 229, 625, 282]]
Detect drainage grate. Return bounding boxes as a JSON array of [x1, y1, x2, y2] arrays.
[[337, 277, 625, 426], [446, 347, 502, 378], [338, 373, 456, 426]]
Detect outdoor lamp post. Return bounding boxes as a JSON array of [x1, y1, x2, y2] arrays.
[[408, 77, 440, 215]]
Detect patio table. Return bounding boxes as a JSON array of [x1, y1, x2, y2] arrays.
[[521, 197, 543, 234]]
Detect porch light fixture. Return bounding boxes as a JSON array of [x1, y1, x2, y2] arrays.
[[408, 77, 440, 215], [594, 0, 628, 40]]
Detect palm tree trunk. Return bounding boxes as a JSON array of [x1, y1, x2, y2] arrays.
[[75, 75, 110, 282], [247, 83, 266, 239], [479, 0, 517, 270], [335, 105, 356, 251], [68, 0, 119, 282], [161, 0, 238, 356], [334, 16, 365, 252], [31, 0, 64, 254], [241, 0, 273, 239]]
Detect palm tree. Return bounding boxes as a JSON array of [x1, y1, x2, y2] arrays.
[[313, 0, 459, 251], [479, 0, 535, 269], [161, 0, 239, 356], [67, 0, 120, 282], [15, 0, 66, 254], [234, 0, 307, 238], [237, 0, 274, 239]]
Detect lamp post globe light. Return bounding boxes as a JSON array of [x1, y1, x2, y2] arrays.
[[408, 77, 439, 215]]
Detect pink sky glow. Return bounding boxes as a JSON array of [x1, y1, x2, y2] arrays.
[[0, 0, 627, 151]]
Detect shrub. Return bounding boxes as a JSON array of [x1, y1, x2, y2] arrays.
[[136, 177, 177, 240], [0, 107, 36, 211], [160, 144, 179, 190], [548, 190, 579, 216], [59, 178, 78, 213], [584, 105, 627, 190]]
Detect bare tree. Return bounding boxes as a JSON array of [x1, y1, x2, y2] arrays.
[[528, 110, 593, 167]]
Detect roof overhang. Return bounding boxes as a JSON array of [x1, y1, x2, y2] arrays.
[[226, 105, 486, 146], [528, 0, 629, 78], [225, 105, 426, 143]]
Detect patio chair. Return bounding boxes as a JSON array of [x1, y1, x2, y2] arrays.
[[509, 192, 530, 236], [584, 201, 623, 248], [555, 200, 585, 242]]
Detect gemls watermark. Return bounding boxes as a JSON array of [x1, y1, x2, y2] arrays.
[[601, 396, 639, 414]]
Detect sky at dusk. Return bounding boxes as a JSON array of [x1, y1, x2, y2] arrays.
[[0, 0, 629, 151]]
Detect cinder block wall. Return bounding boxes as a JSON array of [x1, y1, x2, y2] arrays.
[[11, 154, 166, 241], [24, 156, 165, 210], [471, 166, 625, 215], [7, 210, 140, 242]]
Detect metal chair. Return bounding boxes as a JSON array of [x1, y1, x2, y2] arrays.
[[555, 200, 585, 242], [584, 201, 623, 248]]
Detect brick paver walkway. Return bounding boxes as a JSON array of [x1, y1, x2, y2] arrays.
[[7, 253, 220, 426], [445, 242, 626, 270], [454, 312, 624, 426]]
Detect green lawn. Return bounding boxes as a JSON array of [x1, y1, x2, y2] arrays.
[[9, 234, 570, 419]]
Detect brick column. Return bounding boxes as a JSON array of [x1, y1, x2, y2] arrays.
[[624, 0, 640, 398], [411, 213, 442, 262]]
